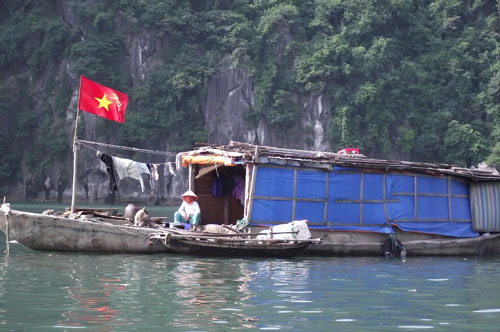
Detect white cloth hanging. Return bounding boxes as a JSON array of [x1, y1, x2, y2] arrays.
[[112, 156, 150, 192]]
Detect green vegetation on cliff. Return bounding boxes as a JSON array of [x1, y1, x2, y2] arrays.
[[0, 0, 499, 195]]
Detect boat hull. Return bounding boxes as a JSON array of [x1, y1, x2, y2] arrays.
[[250, 226, 500, 256], [0, 210, 173, 253], [311, 230, 500, 256], [166, 236, 311, 258], [2, 210, 500, 256]]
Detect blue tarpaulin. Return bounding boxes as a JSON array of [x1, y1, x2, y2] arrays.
[[250, 165, 476, 237], [392, 222, 478, 238]]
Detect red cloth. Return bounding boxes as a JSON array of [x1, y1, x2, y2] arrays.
[[78, 76, 128, 123], [337, 148, 359, 154]]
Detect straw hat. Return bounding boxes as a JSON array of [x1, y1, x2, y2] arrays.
[[181, 190, 198, 199]]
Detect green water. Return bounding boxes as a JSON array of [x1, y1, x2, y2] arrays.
[[1, 203, 500, 331], [1, 250, 500, 331]]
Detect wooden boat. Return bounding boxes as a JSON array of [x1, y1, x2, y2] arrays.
[[3, 206, 500, 256], [175, 141, 500, 257], [0, 208, 174, 254], [0, 207, 318, 257], [148, 230, 320, 258], [2, 140, 500, 257], [302, 231, 500, 256]]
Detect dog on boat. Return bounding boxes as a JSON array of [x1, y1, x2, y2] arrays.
[[134, 207, 149, 227]]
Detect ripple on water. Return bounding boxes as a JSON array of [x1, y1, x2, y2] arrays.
[[53, 327, 87, 329], [220, 308, 242, 312], [260, 326, 282, 330], [398, 325, 434, 329], [473, 309, 500, 313], [276, 290, 312, 294]]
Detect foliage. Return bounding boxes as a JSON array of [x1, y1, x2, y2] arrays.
[[0, 0, 499, 196], [444, 120, 487, 167], [0, 1, 71, 74], [0, 80, 35, 190]]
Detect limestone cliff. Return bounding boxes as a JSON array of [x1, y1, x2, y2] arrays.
[[9, 0, 496, 205], [4, 1, 332, 206]]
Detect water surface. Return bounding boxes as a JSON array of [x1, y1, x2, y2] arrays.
[[1, 203, 500, 331], [1, 245, 500, 331]]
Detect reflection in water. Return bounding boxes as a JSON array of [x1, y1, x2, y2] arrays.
[[57, 278, 124, 330], [171, 259, 258, 329], [1, 247, 500, 331]]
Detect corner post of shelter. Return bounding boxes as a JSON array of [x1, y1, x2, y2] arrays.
[[243, 163, 251, 217], [245, 145, 259, 224], [188, 163, 194, 191]]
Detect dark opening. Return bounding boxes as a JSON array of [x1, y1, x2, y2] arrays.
[[194, 164, 246, 225]]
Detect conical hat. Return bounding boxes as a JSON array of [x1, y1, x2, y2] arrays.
[[181, 190, 198, 199]]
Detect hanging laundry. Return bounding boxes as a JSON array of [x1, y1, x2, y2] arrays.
[[211, 174, 224, 198], [112, 156, 151, 192], [147, 163, 160, 189], [232, 175, 245, 203], [99, 153, 118, 193], [150, 164, 160, 181], [167, 162, 176, 176], [175, 153, 183, 170]]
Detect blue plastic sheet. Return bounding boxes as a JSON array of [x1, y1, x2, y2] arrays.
[[393, 222, 478, 238], [296, 170, 325, 199], [250, 165, 475, 237], [251, 199, 292, 222]]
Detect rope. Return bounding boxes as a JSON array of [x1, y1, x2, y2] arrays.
[[116, 225, 150, 239], [76, 139, 177, 157], [78, 141, 177, 168], [78, 141, 101, 154]]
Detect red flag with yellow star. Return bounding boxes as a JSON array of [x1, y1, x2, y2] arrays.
[[78, 76, 128, 123]]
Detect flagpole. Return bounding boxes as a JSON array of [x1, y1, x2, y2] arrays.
[[71, 77, 82, 213]]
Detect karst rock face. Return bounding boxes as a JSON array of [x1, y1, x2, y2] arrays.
[[6, 1, 332, 206], [20, 64, 330, 205]]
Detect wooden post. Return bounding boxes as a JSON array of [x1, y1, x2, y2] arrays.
[[5, 215, 9, 255], [70, 139, 78, 213], [243, 163, 251, 217], [188, 163, 193, 191], [246, 146, 259, 224], [3, 196, 9, 254], [70, 110, 80, 213], [71, 79, 82, 213]]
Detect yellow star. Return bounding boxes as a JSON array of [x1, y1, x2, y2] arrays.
[[95, 94, 113, 111]]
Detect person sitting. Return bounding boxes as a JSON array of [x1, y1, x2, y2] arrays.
[[174, 190, 201, 231]]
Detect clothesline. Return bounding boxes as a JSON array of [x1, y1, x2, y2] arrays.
[[79, 141, 176, 167], [76, 139, 177, 157]]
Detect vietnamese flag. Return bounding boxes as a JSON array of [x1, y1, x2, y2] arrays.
[[78, 76, 128, 123]]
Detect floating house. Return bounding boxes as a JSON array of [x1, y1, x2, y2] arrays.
[[178, 141, 500, 256]]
